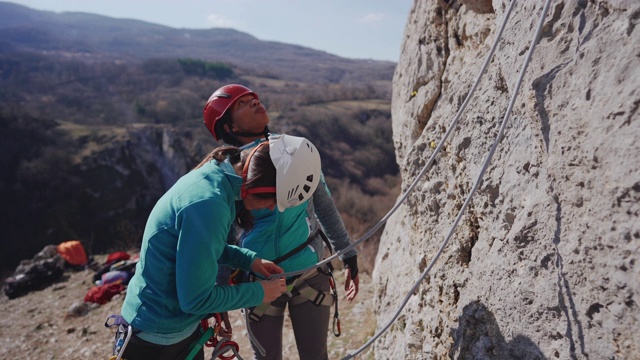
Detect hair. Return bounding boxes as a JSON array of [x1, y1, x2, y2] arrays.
[[214, 112, 244, 147], [195, 144, 276, 229], [195, 145, 241, 169]]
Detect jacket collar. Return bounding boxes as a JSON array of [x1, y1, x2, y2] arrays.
[[217, 159, 243, 201]]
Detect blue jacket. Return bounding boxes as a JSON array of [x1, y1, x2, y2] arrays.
[[121, 160, 264, 339], [240, 138, 357, 275]]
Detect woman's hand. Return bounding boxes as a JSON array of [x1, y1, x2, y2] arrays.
[[260, 278, 287, 303], [252, 258, 286, 302], [251, 258, 284, 278], [344, 269, 360, 301], [342, 255, 359, 301], [218, 312, 232, 339]]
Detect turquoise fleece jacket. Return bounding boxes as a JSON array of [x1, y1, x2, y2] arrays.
[[122, 160, 264, 335], [240, 138, 357, 275]]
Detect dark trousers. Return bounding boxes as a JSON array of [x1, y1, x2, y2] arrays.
[[121, 327, 204, 360], [249, 271, 331, 360]]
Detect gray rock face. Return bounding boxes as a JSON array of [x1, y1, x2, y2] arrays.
[[374, 1, 639, 359]]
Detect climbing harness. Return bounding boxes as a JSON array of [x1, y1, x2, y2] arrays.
[[244, 263, 341, 356], [185, 313, 242, 360], [341, 0, 553, 358], [247, 265, 339, 329], [236, 227, 328, 355], [105, 315, 134, 360], [105, 313, 242, 360]]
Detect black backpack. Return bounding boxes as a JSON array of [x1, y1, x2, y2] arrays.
[[3, 247, 66, 299]]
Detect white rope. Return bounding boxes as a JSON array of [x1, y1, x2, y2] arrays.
[[242, 308, 267, 357], [269, 0, 518, 281], [342, 0, 552, 358], [249, 3, 510, 341]]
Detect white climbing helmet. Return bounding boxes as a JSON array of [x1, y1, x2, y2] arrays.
[[269, 134, 321, 212]]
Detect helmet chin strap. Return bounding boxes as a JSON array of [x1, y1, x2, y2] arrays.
[[231, 126, 270, 141]]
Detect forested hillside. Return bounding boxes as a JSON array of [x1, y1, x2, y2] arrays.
[[0, 2, 399, 275]]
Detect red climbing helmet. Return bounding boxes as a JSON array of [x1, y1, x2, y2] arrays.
[[203, 84, 258, 140]]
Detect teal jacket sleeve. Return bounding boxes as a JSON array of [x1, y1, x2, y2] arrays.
[[175, 198, 263, 314], [219, 244, 258, 270]]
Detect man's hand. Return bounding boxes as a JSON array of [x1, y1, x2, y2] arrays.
[[251, 258, 284, 278]]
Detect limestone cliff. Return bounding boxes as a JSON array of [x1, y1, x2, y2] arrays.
[[373, 1, 639, 359]]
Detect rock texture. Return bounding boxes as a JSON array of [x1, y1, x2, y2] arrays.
[[374, 1, 639, 359]]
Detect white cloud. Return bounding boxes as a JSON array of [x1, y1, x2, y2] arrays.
[[206, 14, 237, 27], [359, 13, 385, 23]]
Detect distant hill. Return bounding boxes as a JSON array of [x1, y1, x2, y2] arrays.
[[0, 1, 396, 83], [0, 1, 399, 274]]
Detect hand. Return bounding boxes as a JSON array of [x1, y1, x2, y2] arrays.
[[251, 258, 284, 278], [344, 268, 360, 301], [218, 312, 232, 339], [260, 278, 287, 303]]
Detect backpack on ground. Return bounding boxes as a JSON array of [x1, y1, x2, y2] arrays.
[[3, 245, 66, 299], [57, 240, 88, 267]]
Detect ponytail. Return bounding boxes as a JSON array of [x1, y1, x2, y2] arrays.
[[193, 146, 241, 170], [193, 143, 275, 230]]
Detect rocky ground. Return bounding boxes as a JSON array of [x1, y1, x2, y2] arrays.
[[0, 254, 375, 360]]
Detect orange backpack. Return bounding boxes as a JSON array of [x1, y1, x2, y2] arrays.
[[57, 240, 88, 266]]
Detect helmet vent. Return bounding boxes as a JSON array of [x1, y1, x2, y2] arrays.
[[288, 185, 300, 200]]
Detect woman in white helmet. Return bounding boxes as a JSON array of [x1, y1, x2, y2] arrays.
[[203, 84, 360, 360], [117, 138, 321, 360]]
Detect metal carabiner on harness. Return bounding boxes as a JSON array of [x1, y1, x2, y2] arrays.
[[105, 315, 133, 360], [186, 313, 243, 360], [328, 271, 341, 337]]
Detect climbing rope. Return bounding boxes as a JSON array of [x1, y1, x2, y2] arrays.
[[269, 0, 516, 281], [341, 0, 552, 358], [243, 308, 267, 357], [259, 0, 551, 357]]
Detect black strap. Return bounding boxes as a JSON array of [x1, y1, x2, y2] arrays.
[[230, 126, 270, 139], [317, 230, 333, 256], [272, 229, 333, 265], [272, 236, 314, 264]]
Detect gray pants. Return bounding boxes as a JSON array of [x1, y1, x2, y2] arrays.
[[249, 272, 331, 360]]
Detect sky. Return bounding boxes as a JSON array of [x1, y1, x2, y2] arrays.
[[8, 0, 414, 62]]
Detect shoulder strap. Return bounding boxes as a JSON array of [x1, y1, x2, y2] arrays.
[[272, 229, 333, 265]]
